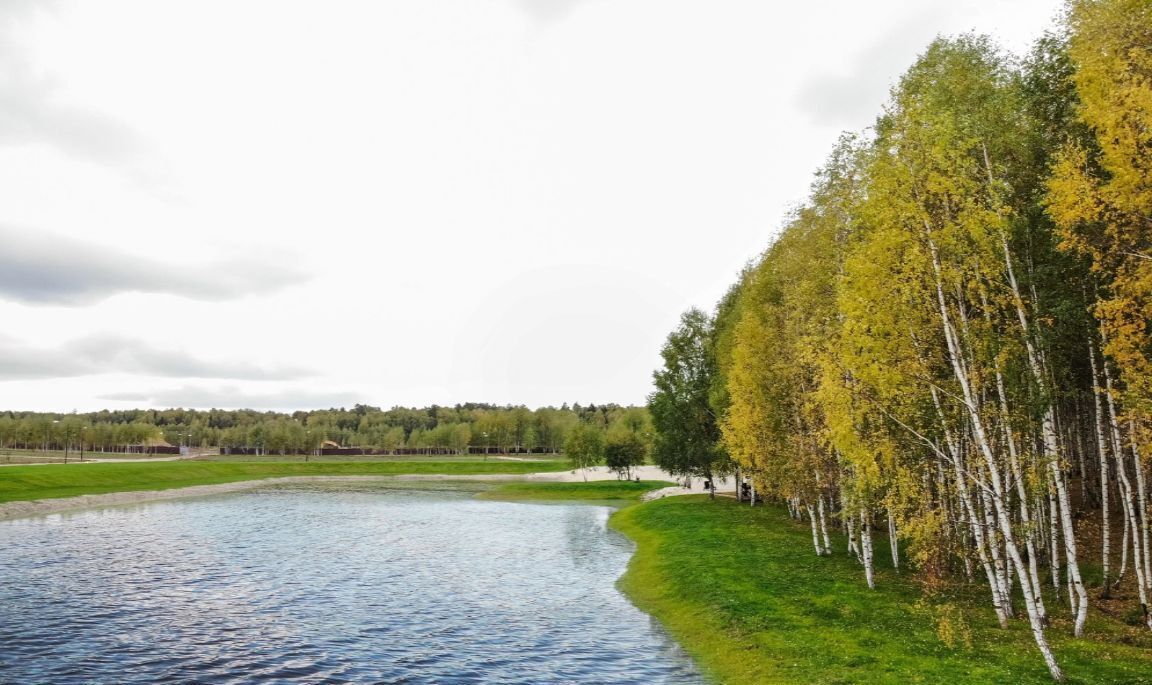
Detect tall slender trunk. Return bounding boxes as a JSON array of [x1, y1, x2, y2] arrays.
[[980, 486, 1014, 618], [931, 385, 1011, 627], [818, 495, 832, 555], [926, 231, 1062, 680], [1048, 487, 1065, 604], [1118, 508, 1131, 587], [1000, 236, 1087, 635], [888, 510, 900, 572], [1103, 349, 1151, 629], [1130, 420, 1151, 604], [860, 510, 875, 589], [807, 503, 825, 556], [1089, 338, 1113, 597], [988, 340, 1046, 623]]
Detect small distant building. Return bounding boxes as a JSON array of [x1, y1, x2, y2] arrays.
[[127, 437, 180, 455]]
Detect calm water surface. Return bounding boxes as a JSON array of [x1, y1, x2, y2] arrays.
[[0, 485, 704, 684]]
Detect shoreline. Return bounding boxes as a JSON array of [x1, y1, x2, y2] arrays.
[[0, 465, 691, 522]]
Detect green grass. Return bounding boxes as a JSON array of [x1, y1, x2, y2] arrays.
[[199, 454, 555, 463], [477, 480, 673, 502], [611, 496, 1152, 685], [0, 460, 568, 504]]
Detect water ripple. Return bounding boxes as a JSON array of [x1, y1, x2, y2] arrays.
[[0, 486, 703, 684]]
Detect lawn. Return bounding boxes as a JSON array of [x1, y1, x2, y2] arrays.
[[477, 480, 673, 502], [0, 460, 569, 504], [612, 495, 1152, 685]]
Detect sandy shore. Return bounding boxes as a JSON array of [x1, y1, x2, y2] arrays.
[[0, 465, 706, 522]]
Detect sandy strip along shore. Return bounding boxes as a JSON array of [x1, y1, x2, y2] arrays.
[[0, 466, 704, 522]]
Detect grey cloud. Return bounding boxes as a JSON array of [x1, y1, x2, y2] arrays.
[[0, 225, 310, 306], [795, 9, 950, 127], [0, 80, 146, 166], [0, 1, 150, 175], [513, 0, 589, 23], [99, 386, 362, 411], [0, 334, 312, 381], [0, 335, 89, 379]]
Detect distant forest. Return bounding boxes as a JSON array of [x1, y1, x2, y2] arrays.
[[0, 403, 652, 455]]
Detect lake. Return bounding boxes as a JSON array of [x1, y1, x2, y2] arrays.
[[0, 484, 704, 684]]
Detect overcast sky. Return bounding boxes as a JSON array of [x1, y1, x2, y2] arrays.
[[2, 0, 1063, 412]]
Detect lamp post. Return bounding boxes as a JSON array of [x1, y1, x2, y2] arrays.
[[52, 420, 63, 464], [305, 430, 311, 463], [79, 426, 87, 462], [481, 432, 488, 462]]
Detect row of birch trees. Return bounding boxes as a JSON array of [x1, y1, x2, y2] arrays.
[[664, 2, 1150, 679]]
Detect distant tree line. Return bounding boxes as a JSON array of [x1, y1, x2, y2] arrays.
[[648, 2, 1150, 680], [0, 403, 650, 458]]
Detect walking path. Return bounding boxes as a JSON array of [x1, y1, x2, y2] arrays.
[[0, 465, 722, 521]]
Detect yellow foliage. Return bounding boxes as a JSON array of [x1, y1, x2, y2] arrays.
[[1051, 0, 1152, 413]]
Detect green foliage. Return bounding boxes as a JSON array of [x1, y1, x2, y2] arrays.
[[564, 423, 605, 475], [0, 403, 646, 456], [648, 308, 730, 482], [604, 430, 648, 479]]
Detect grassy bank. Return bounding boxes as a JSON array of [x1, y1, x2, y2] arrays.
[[478, 480, 672, 502], [611, 496, 1152, 685], [0, 460, 568, 504]]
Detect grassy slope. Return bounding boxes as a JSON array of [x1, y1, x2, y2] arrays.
[[478, 480, 673, 502], [611, 495, 1152, 685], [0, 460, 568, 504]]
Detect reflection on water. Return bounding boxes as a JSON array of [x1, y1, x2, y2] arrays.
[[0, 485, 703, 684]]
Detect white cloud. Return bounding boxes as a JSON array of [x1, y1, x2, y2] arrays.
[[0, 333, 311, 381], [98, 385, 362, 412]]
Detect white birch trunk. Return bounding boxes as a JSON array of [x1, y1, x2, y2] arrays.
[[888, 510, 900, 572], [1089, 338, 1112, 596], [1000, 235, 1086, 635], [1103, 350, 1152, 629], [818, 496, 832, 555], [980, 486, 1014, 618], [930, 385, 1011, 627], [990, 349, 1047, 623], [1129, 421, 1151, 603], [807, 503, 825, 556], [1048, 487, 1064, 603], [860, 510, 875, 589], [1118, 509, 1131, 587], [926, 232, 1063, 680]]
